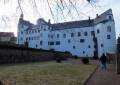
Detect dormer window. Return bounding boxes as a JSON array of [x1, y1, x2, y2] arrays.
[[108, 16, 112, 20]]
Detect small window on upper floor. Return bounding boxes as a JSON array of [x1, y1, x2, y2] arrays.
[[88, 45, 91, 48], [101, 44, 103, 47], [57, 34, 59, 38], [91, 31, 95, 36], [44, 28, 46, 31], [63, 34, 66, 38], [26, 37, 28, 41], [80, 39, 85, 43], [107, 35, 111, 39], [107, 26, 111, 32], [84, 32, 88, 36], [71, 33, 74, 37], [41, 25, 43, 29], [68, 39, 71, 43], [78, 32, 81, 37], [29, 37, 31, 40], [38, 30, 40, 33], [97, 29, 100, 34], [109, 16, 112, 20], [51, 35, 53, 38]]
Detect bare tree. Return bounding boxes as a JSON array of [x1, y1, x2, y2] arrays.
[[0, 0, 101, 30]]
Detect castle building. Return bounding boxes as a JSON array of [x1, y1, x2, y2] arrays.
[[17, 9, 116, 57]]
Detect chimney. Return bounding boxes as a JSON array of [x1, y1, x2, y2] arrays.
[[48, 19, 51, 24], [96, 14, 99, 18], [88, 16, 91, 21]]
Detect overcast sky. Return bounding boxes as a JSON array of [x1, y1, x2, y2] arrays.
[[0, 0, 119, 38]]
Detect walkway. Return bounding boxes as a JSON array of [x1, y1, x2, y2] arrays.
[[86, 64, 120, 85]]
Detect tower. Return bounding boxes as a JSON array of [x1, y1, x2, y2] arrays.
[[17, 14, 24, 44]]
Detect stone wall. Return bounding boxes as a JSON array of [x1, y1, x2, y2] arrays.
[[0, 45, 72, 64]]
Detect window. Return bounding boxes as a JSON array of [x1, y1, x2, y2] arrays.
[[80, 39, 85, 43], [36, 44, 38, 48], [41, 25, 43, 29], [109, 16, 112, 20], [56, 41, 60, 45], [107, 35, 111, 39], [84, 32, 87, 36], [91, 31, 95, 36], [50, 42, 54, 45], [63, 34, 66, 38], [88, 45, 91, 48], [68, 39, 71, 43], [83, 51, 85, 54], [44, 28, 46, 31], [40, 41, 43, 45], [101, 44, 103, 47], [107, 26, 111, 32], [73, 46, 76, 49], [57, 34, 59, 38], [71, 33, 74, 37], [32, 30, 34, 33], [97, 29, 100, 34], [38, 30, 40, 33], [51, 35, 53, 38], [48, 42, 50, 45], [78, 32, 81, 36], [29, 37, 30, 40]]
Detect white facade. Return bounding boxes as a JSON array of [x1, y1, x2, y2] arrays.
[[17, 9, 116, 57]]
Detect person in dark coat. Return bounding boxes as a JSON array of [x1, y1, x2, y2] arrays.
[[100, 53, 108, 70]]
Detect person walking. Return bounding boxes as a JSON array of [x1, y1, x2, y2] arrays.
[[100, 53, 108, 70]]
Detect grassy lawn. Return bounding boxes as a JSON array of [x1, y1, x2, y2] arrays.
[[0, 60, 97, 85]]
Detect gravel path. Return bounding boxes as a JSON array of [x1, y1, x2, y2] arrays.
[[86, 64, 120, 85]]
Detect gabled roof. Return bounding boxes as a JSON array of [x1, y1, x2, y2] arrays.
[[51, 19, 94, 30], [21, 9, 113, 31], [51, 9, 113, 30], [94, 9, 113, 24], [0, 32, 14, 37]]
